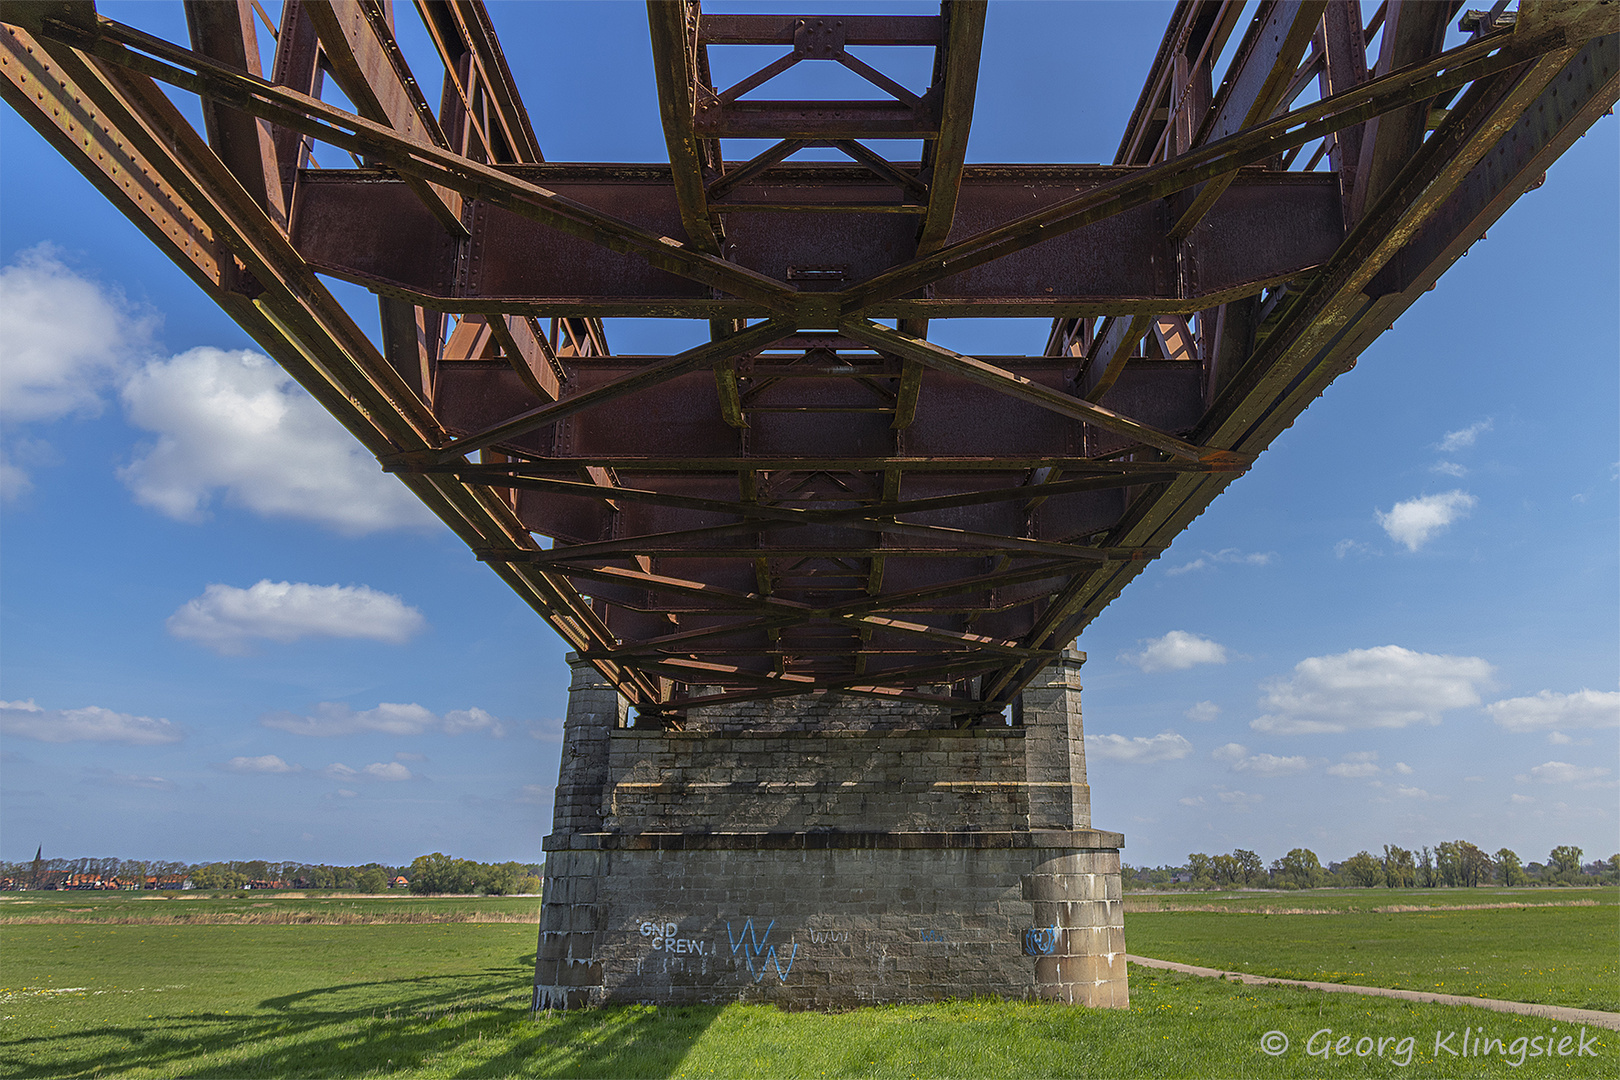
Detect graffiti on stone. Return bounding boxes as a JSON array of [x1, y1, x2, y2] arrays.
[[918, 929, 946, 943], [638, 919, 709, 955], [808, 928, 850, 945], [1023, 925, 1060, 956], [726, 917, 799, 983]]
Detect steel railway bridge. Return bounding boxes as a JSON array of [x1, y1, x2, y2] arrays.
[[5, 0, 1615, 719]]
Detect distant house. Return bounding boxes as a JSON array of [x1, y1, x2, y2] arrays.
[[144, 874, 191, 890], [392, 876, 410, 889], [63, 873, 115, 890]]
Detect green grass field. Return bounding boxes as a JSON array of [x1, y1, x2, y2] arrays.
[[1, 890, 1614, 1078], [1123, 886, 1616, 914], [0, 890, 542, 924], [1125, 887, 1618, 1012]]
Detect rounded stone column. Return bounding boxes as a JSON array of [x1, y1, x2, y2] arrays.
[[1023, 848, 1128, 1007]]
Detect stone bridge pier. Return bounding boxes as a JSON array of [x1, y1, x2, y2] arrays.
[[535, 649, 1127, 1010]]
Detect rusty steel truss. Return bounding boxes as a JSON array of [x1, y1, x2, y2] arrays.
[[3, 0, 1615, 717]]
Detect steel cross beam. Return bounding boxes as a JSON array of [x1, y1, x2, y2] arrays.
[[3, 0, 1614, 717]]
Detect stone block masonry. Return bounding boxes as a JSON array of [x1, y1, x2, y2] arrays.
[[536, 649, 1128, 1010]]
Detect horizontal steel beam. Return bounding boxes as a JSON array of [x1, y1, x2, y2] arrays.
[[429, 359, 1207, 471], [697, 14, 942, 46], [38, 11, 801, 311], [693, 98, 941, 139], [289, 166, 1343, 317]]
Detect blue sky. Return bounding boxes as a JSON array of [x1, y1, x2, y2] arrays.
[[1, 2, 1615, 871]]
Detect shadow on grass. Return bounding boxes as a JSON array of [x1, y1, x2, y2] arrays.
[[0, 963, 722, 1079]]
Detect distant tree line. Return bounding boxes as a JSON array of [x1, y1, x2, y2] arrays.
[[189, 861, 408, 892], [406, 853, 542, 895], [0, 854, 544, 894], [1125, 844, 1618, 891]]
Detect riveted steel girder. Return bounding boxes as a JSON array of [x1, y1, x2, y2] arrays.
[[3, 0, 1614, 716]]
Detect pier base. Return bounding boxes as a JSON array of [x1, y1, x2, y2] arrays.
[[535, 650, 1128, 1009]]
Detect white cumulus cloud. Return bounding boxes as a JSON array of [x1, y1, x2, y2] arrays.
[[119, 346, 434, 534], [0, 699, 180, 744], [1233, 753, 1313, 777], [167, 580, 425, 655], [0, 245, 154, 498], [1327, 752, 1382, 779], [260, 702, 503, 738], [1250, 645, 1494, 734], [1212, 742, 1312, 776], [1523, 761, 1611, 785], [1185, 700, 1221, 723], [1165, 548, 1275, 576], [0, 449, 30, 501], [1376, 490, 1477, 551], [1216, 789, 1263, 808], [321, 761, 413, 782], [1124, 630, 1228, 673], [1087, 732, 1194, 764], [0, 244, 151, 423], [220, 755, 300, 774], [1438, 419, 1492, 453], [1486, 689, 1620, 733]]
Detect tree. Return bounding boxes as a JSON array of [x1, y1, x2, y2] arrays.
[[356, 867, 389, 894], [409, 853, 476, 895], [1212, 854, 1241, 887], [1233, 849, 1264, 886], [1382, 845, 1415, 888], [1547, 845, 1584, 884], [189, 862, 244, 890], [1455, 842, 1491, 887], [1342, 850, 1383, 888], [518, 874, 543, 895], [1272, 848, 1324, 889], [1186, 853, 1215, 889], [1417, 846, 1436, 887], [1435, 841, 1461, 887], [1495, 848, 1526, 887]]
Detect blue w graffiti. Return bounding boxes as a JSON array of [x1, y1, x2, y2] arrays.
[[726, 917, 799, 983], [1023, 925, 1060, 956]]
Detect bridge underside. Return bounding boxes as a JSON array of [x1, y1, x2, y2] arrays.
[[3, 0, 1614, 715], [4, 0, 1615, 1010]]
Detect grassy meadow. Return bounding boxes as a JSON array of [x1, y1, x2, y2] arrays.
[[1, 888, 1614, 1078], [1125, 887, 1618, 1012], [0, 889, 541, 924]]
